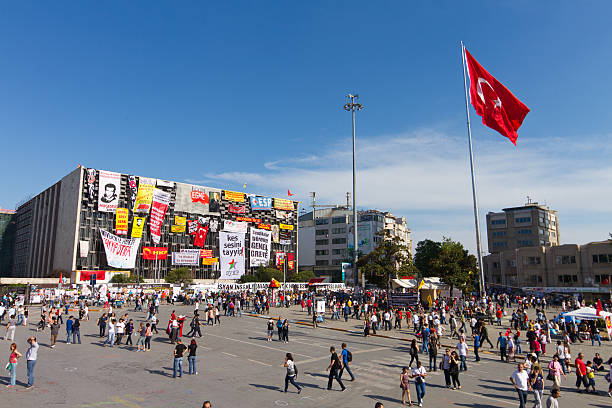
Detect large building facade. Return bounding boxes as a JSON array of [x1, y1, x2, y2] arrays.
[[0, 208, 16, 276], [8, 167, 298, 281], [298, 208, 411, 282]]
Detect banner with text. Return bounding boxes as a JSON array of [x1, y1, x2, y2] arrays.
[[249, 228, 271, 267], [250, 196, 272, 211], [115, 208, 129, 235], [223, 190, 245, 202], [274, 198, 294, 211], [142, 246, 168, 260], [223, 219, 248, 234], [98, 170, 121, 213], [172, 249, 201, 266], [174, 183, 221, 216], [149, 188, 171, 244], [99, 228, 141, 268], [133, 177, 156, 213], [131, 217, 145, 238], [128, 176, 138, 210], [219, 231, 245, 280]]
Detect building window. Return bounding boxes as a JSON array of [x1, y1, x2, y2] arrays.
[[331, 259, 343, 265], [517, 240, 534, 247], [332, 227, 346, 234], [315, 249, 329, 256], [492, 231, 507, 237], [316, 260, 329, 266], [491, 219, 506, 225], [525, 256, 541, 265], [598, 254, 611, 263], [555, 255, 576, 265], [515, 217, 532, 224], [492, 262, 499, 268], [506, 260, 516, 267], [315, 229, 328, 236], [493, 241, 508, 248], [331, 217, 345, 224], [332, 238, 347, 245], [315, 218, 329, 225], [332, 248, 346, 256], [518, 229, 532, 235], [315, 239, 328, 246], [595, 274, 610, 284]]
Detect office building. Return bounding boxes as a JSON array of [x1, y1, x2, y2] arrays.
[[0, 208, 16, 276]]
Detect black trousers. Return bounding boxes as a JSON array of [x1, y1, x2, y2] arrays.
[[327, 369, 345, 390]]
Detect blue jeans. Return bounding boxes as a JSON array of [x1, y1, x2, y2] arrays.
[[104, 332, 115, 347], [73, 329, 81, 344], [27, 360, 36, 386], [173, 357, 183, 377], [16, 315, 23, 325], [422, 338, 429, 354], [339, 363, 355, 380], [516, 389, 528, 408], [591, 334, 601, 346], [415, 381, 426, 404], [459, 355, 467, 371], [66, 329, 72, 343], [188, 356, 196, 374], [9, 362, 17, 386]]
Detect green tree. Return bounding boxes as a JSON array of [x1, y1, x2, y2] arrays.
[[238, 264, 284, 283], [413, 239, 442, 278], [431, 238, 478, 295], [290, 269, 315, 282], [109, 273, 143, 284], [357, 231, 417, 290], [165, 267, 193, 284]]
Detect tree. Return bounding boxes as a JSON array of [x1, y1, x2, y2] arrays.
[[290, 269, 315, 282], [431, 238, 478, 295], [237, 264, 284, 283], [413, 239, 442, 278], [357, 231, 417, 290], [165, 267, 193, 284], [109, 273, 143, 284]]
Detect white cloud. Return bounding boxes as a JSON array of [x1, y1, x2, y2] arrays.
[[202, 128, 612, 254]]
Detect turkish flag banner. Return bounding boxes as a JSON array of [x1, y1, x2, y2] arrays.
[[465, 49, 530, 145], [194, 225, 209, 248]]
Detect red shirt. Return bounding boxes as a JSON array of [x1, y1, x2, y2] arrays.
[[575, 358, 586, 375]]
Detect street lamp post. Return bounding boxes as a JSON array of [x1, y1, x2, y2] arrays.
[[344, 94, 363, 287]]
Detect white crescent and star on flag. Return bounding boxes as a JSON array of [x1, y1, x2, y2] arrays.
[[477, 77, 502, 109]]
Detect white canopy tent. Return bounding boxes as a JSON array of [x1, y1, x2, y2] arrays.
[[563, 307, 612, 320]]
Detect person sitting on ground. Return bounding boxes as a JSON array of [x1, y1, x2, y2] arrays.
[[593, 353, 605, 372]]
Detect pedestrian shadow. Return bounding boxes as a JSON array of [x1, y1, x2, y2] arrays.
[[477, 384, 512, 393], [480, 378, 510, 386], [298, 382, 323, 389], [476, 392, 516, 401], [249, 384, 281, 391], [363, 394, 403, 405], [305, 372, 327, 378], [145, 368, 173, 378], [455, 403, 497, 408]]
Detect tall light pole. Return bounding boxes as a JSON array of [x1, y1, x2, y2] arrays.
[[344, 94, 363, 287]]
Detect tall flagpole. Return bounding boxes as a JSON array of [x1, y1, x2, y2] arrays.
[[461, 41, 485, 297]]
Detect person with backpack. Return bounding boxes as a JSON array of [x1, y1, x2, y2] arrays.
[[339, 343, 355, 381], [283, 353, 302, 393]]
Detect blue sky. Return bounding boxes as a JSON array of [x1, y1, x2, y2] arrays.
[[1, 2, 612, 254]]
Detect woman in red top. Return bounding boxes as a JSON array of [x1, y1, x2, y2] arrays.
[[7, 342, 22, 387]]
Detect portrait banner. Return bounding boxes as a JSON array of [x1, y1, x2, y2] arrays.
[[99, 228, 141, 269], [98, 170, 121, 213], [133, 177, 155, 213], [274, 198, 294, 211], [128, 176, 138, 210], [219, 231, 245, 280], [171, 249, 201, 266], [249, 228, 271, 267], [271, 224, 280, 243], [250, 196, 272, 211], [287, 253, 295, 270], [86, 168, 97, 202], [209, 218, 219, 232], [149, 188, 171, 244], [223, 219, 248, 234], [115, 208, 129, 235], [131, 217, 146, 238]]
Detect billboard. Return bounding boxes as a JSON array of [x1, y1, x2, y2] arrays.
[[224, 190, 245, 202], [250, 196, 272, 211], [174, 183, 221, 216], [219, 231, 245, 280], [223, 220, 248, 234], [249, 228, 271, 267]]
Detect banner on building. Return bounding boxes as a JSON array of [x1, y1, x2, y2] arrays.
[[187, 220, 198, 235], [229, 204, 247, 214], [279, 223, 294, 231], [219, 231, 245, 280], [115, 208, 129, 235], [200, 249, 213, 258], [133, 177, 156, 213], [98, 170, 121, 213], [131, 217, 146, 238], [150, 188, 171, 244], [276, 210, 294, 222], [250, 196, 272, 211], [605, 315, 612, 338], [224, 190, 245, 202], [99, 228, 141, 268], [280, 230, 292, 245], [258, 223, 271, 230], [174, 216, 187, 226], [287, 253, 295, 270], [202, 257, 218, 265], [171, 249, 201, 266], [223, 219, 248, 234], [86, 168, 97, 202], [193, 225, 209, 247], [128, 176, 138, 210], [78, 270, 116, 282], [142, 246, 168, 260], [271, 224, 280, 243], [79, 240, 90, 258], [209, 218, 219, 232], [174, 183, 221, 216], [249, 228, 271, 267], [171, 225, 186, 233], [156, 179, 175, 189], [274, 198, 294, 211], [197, 216, 209, 226], [236, 216, 261, 223], [276, 252, 285, 269]]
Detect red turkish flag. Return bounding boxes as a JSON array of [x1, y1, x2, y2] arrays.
[[465, 49, 530, 145], [193, 225, 209, 248]]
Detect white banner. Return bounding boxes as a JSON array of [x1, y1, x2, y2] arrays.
[[219, 231, 245, 280], [98, 170, 121, 213], [99, 228, 141, 269], [171, 249, 201, 266], [223, 219, 248, 234], [249, 228, 271, 267], [79, 240, 89, 258]]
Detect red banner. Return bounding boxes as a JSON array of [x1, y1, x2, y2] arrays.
[[258, 223, 271, 230], [287, 253, 295, 270], [200, 249, 213, 258], [150, 189, 170, 244], [229, 204, 247, 214], [79, 270, 107, 282], [194, 225, 209, 248], [142, 247, 168, 260], [236, 216, 261, 223]]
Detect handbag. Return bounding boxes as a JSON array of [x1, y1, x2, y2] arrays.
[[546, 371, 555, 381], [5, 362, 12, 371]]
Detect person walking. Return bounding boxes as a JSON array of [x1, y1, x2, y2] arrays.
[[103, 318, 116, 347], [548, 354, 565, 391], [449, 351, 461, 390], [283, 353, 302, 393], [98, 313, 107, 338], [400, 366, 412, 406], [65, 316, 73, 344], [6, 342, 21, 387], [188, 339, 198, 375], [125, 319, 134, 346], [144, 322, 152, 351], [530, 365, 544, 408], [411, 361, 427, 407], [4, 314, 16, 341], [267, 318, 274, 341], [50, 317, 60, 348], [510, 363, 530, 408], [326, 346, 346, 391], [575, 352, 589, 392], [25, 336, 38, 388], [173, 338, 187, 378], [276, 317, 283, 342], [441, 348, 452, 388], [497, 332, 508, 362], [72, 317, 81, 344], [339, 343, 355, 381], [282, 319, 289, 343], [428, 332, 438, 372], [546, 388, 560, 408], [457, 337, 469, 371], [136, 323, 146, 352], [409, 339, 420, 368]]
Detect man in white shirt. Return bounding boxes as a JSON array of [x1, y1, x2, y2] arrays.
[[510, 363, 530, 408], [457, 338, 469, 371]]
